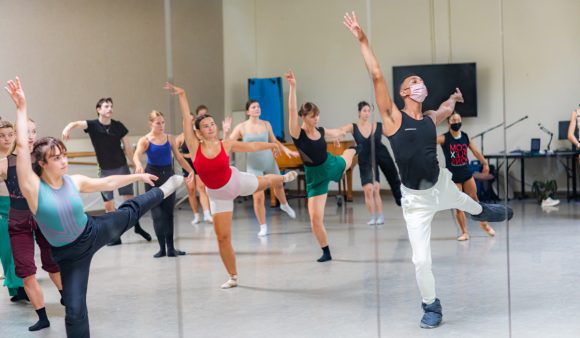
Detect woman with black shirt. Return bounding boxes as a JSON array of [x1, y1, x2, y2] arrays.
[[286, 71, 358, 262], [437, 112, 495, 241], [339, 101, 402, 225]]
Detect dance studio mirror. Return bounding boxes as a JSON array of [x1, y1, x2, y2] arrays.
[[3, 1, 577, 337], [500, 1, 580, 337]]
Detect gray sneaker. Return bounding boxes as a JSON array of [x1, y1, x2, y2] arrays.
[[471, 203, 513, 222]]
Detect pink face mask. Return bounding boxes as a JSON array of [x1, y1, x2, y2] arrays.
[[409, 83, 428, 103]]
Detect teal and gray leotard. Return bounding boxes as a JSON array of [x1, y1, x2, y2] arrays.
[[243, 131, 280, 176]]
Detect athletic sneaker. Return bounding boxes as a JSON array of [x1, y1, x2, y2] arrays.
[[541, 197, 560, 207], [470, 203, 513, 222], [367, 217, 376, 225], [375, 214, 385, 225], [191, 213, 201, 225], [420, 298, 443, 329]]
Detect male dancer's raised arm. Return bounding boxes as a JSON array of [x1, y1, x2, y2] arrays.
[[343, 12, 402, 136]]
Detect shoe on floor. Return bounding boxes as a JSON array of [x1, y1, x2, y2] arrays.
[[457, 233, 469, 241], [420, 298, 443, 329], [221, 276, 238, 289], [191, 213, 201, 225], [471, 203, 513, 222], [541, 197, 560, 207], [480, 223, 496, 237]]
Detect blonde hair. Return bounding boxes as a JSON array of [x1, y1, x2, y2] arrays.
[[0, 120, 14, 130], [148, 110, 164, 122]]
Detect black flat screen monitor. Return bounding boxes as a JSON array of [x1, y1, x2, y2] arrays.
[[558, 120, 577, 140], [393, 63, 477, 117]]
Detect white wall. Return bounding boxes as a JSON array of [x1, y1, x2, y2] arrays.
[[223, 0, 580, 193]]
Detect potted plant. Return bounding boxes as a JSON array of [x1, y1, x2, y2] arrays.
[[531, 180, 557, 204]]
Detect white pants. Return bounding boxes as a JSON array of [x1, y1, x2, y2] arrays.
[[206, 167, 259, 214], [400, 168, 482, 304]]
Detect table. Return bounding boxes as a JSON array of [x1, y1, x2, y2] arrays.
[[484, 151, 579, 200]]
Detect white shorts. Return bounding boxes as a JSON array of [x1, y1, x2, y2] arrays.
[[206, 166, 259, 214]]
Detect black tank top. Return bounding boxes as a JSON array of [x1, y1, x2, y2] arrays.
[[441, 131, 472, 181], [387, 112, 439, 190], [179, 141, 193, 167], [353, 122, 389, 165], [291, 127, 328, 166], [6, 154, 31, 210]]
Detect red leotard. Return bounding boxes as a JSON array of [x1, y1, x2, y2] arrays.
[[193, 142, 232, 189]]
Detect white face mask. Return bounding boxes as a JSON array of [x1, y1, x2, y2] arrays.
[[409, 83, 428, 103]]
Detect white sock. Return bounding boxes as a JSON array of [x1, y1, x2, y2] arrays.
[[220, 275, 238, 289], [280, 203, 296, 219], [257, 224, 268, 237], [159, 175, 184, 198], [203, 210, 213, 223], [283, 171, 298, 183], [191, 213, 201, 225]]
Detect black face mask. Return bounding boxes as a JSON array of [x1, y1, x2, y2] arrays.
[[450, 123, 462, 131]]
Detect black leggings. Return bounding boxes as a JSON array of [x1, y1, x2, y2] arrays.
[[359, 148, 402, 204], [145, 165, 177, 253], [51, 187, 164, 338]]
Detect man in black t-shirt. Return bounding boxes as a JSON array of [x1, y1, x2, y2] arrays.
[[62, 97, 151, 245]]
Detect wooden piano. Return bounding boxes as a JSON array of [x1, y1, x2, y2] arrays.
[[271, 140, 358, 207]]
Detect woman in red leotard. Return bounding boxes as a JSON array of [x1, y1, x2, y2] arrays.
[[164, 83, 297, 289]]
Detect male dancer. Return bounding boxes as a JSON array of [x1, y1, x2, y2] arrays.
[[344, 12, 513, 329], [62, 97, 151, 245]]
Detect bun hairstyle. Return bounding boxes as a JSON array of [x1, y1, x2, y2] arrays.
[[245, 100, 258, 111], [148, 110, 164, 122], [32, 137, 67, 176], [195, 105, 208, 115], [298, 102, 320, 117], [194, 113, 213, 130], [357, 101, 370, 112]]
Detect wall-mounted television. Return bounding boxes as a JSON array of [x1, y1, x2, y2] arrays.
[[392, 63, 477, 117]]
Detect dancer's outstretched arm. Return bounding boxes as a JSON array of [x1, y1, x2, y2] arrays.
[[4, 77, 40, 213], [344, 11, 401, 136], [265, 121, 299, 157], [71, 173, 158, 193], [164, 83, 199, 162], [224, 139, 281, 156], [61, 120, 88, 140], [285, 71, 301, 139], [426, 88, 464, 125]]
